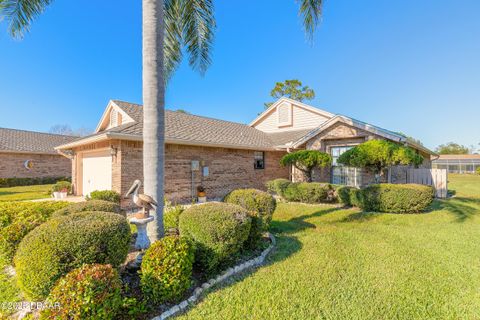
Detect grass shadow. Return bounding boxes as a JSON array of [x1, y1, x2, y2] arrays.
[[338, 211, 383, 223], [430, 198, 480, 222], [270, 207, 342, 235]]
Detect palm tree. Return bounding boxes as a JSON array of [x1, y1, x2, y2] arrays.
[[0, 0, 324, 242]]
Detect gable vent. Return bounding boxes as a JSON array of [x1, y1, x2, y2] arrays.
[[110, 109, 118, 127], [277, 102, 292, 127]]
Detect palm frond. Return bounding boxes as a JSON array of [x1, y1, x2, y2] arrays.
[[0, 0, 53, 38], [164, 0, 183, 80], [297, 0, 323, 41], [181, 0, 215, 75]]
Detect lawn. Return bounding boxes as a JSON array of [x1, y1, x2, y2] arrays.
[[0, 184, 53, 202], [177, 174, 480, 320]]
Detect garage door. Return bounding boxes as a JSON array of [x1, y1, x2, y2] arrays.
[[82, 151, 112, 196]]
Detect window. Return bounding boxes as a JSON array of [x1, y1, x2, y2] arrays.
[[254, 151, 265, 169], [330, 146, 361, 186]]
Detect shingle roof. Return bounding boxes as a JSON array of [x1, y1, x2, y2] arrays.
[[0, 127, 77, 154], [112, 100, 293, 149]]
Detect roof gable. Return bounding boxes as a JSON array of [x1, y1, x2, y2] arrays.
[[250, 97, 334, 132], [95, 100, 135, 133]]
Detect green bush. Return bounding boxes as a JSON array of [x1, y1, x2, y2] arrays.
[[141, 236, 194, 303], [14, 211, 131, 299], [224, 189, 276, 248], [51, 181, 72, 193], [52, 200, 122, 218], [0, 177, 70, 188], [0, 201, 69, 265], [40, 264, 123, 320], [87, 190, 121, 204], [266, 178, 291, 197], [179, 203, 251, 274], [476, 167, 480, 175], [283, 182, 335, 203], [164, 205, 184, 235], [360, 184, 434, 213], [337, 186, 362, 207]]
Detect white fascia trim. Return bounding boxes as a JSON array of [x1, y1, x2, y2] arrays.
[[55, 133, 109, 150], [249, 97, 334, 127], [94, 100, 135, 133], [0, 150, 59, 155]]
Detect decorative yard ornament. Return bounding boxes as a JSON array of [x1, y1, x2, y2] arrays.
[[24, 160, 34, 170], [125, 180, 157, 251]]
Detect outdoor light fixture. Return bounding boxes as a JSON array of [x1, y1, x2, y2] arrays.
[[110, 146, 118, 157]]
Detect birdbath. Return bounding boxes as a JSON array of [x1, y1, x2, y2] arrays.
[[129, 214, 155, 250]]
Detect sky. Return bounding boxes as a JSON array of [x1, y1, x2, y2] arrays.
[[0, 0, 479, 151]]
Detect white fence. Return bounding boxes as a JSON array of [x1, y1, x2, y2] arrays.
[[406, 168, 448, 198]]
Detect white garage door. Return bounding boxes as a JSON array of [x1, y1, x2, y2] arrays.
[[82, 151, 112, 196]]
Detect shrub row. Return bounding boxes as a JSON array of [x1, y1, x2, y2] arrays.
[[266, 178, 291, 198], [0, 177, 71, 188], [87, 190, 121, 204], [14, 211, 131, 299], [267, 179, 336, 204]]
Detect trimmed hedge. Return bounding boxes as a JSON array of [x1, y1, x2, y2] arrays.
[[141, 236, 194, 303], [283, 182, 335, 204], [14, 211, 131, 299], [178, 203, 251, 274], [87, 190, 121, 204], [41, 264, 123, 320], [164, 205, 184, 235], [360, 184, 434, 213], [224, 189, 276, 248], [0, 201, 69, 265], [0, 177, 70, 188], [52, 200, 122, 218], [337, 186, 362, 207], [266, 178, 291, 197]]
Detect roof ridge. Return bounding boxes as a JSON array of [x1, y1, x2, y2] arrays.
[[0, 127, 78, 138]]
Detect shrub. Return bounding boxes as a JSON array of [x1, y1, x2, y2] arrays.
[[0, 177, 70, 188], [0, 201, 69, 265], [360, 183, 434, 213], [336, 186, 359, 206], [178, 203, 251, 274], [87, 190, 121, 204], [51, 181, 72, 193], [163, 205, 184, 235], [283, 182, 334, 204], [266, 178, 291, 197], [476, 167, 480, 175], [141, 236, 194, 303], [14, 211, 131, 299], [40, 264, 123, 320], [224, 189, 276, 248], [52, 200, 122, 218]]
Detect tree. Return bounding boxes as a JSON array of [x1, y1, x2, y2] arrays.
[[280, 150, 331, 182], [49, 124, 90, 137], [337, 140, 424, 182], [265, 79, 315, 108], [1, 0, 325, 241], [435, 142, 469, 155]]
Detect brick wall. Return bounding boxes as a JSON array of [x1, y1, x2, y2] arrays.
[[118, 142, 289, 207], [0, 152, 71, 179]]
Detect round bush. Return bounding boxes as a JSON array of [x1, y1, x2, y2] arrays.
[[163, 205, 184, 235], [178, 203, 251, 274], [266, 178, 291, 197], [40, 264, 123, 320], [337, 186, 362, 206], [87, 190, 121, 204], [52, 200, 122, 218], [14, 211, 131, 299], [360, 184, 434, 213], [224, 189, 276, 248], [141, 236, 194, 303], [283, 182, 334, 203]]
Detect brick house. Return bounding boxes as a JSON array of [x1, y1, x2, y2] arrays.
[[56, 97, 434, 206], [0, 128, 75, 179]]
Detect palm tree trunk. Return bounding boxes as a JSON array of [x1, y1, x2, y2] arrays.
[[143, 0, 165, 242]]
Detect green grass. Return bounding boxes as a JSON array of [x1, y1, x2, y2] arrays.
[[177, 174, 480, 319], [0, 184, 53, 202]]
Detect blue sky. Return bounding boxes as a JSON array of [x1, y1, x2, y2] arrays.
[[0, 0, 479, 151]]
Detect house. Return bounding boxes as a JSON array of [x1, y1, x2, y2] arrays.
[[56, 97, 434, 206], [432, 154, 480, 174], [0, 127, 75, 179]]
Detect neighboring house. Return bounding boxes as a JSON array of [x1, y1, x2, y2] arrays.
[[56, 97, 434, 206], [0, 128, 76, 179], [432, 154, 480, 174]]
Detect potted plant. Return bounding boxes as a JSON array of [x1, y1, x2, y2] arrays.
[[52, 181, 72, 200], [197, 186, 207, 203]]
